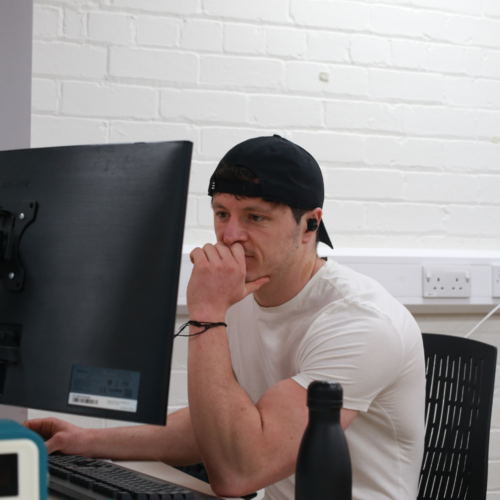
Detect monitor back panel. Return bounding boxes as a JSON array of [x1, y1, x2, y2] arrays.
[[0, 141, 192, 424]]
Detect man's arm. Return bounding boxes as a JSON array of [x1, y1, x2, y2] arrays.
[[24, 406, 201, 466], [186, 243, 358, 497], [189, 335, 358, 497]]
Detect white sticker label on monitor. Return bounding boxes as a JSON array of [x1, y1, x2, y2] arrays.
[[68, 365, 140, 413], [68, 392, 138, 413]]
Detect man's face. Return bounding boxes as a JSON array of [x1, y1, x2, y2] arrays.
[[212, 193, 303, 283]]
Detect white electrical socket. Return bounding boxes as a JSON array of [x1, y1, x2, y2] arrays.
[[493, 265, 500, 298], [423, 266, 472, 298]]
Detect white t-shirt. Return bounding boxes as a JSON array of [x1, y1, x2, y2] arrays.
[[226, 260, 425, 500]]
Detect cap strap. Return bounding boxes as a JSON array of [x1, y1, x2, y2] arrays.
[[210, 180, 262, 197]]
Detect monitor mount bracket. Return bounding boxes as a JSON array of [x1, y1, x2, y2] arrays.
[[0, 201, 37, 291]]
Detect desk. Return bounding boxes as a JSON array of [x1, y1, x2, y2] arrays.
[[47, 460, 247, 500]]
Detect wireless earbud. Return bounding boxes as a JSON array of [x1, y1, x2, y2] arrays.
[[307, 219, 318, 232]]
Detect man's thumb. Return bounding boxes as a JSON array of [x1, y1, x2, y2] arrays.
[[244, 276, 270, 296]]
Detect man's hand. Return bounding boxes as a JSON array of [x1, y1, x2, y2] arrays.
[[187, 242, 269, 319], [24, 417, 92, 456]]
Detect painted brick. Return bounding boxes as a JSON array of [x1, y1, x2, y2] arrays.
[[479, 176, 500, 205], [402, 106, 477, 138], [445, 76, 500, 109], [485, 0, 500, 18], [322, 201, 365, 232], [109, 121, 199, 145], [369, 69, 444, 103], [290, 0, 370, 31], [188, 161, 215, 194], [197, 195, 215, 227], [325, 100, 402, 133], [185, 195, 198, 227], [63, 8, 85, 40], [33, 5, 61, 38], [464, 47, 484, 76], [288, 131, 365, 163], [266, 27, 306, 58], [31, 79, 58, 112], [31, 116, 108, 148], [181, 19, 223, 52], [201, 56, 284, 89], [110, 47, 199, 83], [483, 50, 500, 79], [110, 0, 201, 15], [443, 141, 500, 171], [136, 16, 180, 48], [325, 169, 404, 200], [88, 12, 132, 45], [62, 82, 157, 118], [287, 62, 368, 96], [307, 32, 350, 63], [472, 18, 500, 50], [32, 41, 107, 78], [224, 24, 265, 55], [477, 110, 500, 139], [419, 11, 448, 42], [366, 137, 443, 168], [391, 40, 428, 70], [201, 127, 264, 160], [350, 35, 390, 66], [367, 203, 444, 233], [249, 95, 321, 128], [409, 0, 483, 16], [371, 5, 423, 38], [202, 0, 290, 23], [445, 205, 500, 237], [403, 173, 479, 203], [428, 44, 464, 75], [161, 89, 247, 123], [444, 15, 473, 45]]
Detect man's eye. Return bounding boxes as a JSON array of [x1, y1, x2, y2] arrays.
[[250, 215, 264, 222], [216, 211, 228, 219]]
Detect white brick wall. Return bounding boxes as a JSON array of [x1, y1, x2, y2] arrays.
[[29, 0, 500, 493]]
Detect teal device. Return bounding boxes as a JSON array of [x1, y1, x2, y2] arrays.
[[0, 419, 47, 500]]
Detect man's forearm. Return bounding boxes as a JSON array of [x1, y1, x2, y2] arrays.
[[85, 407, 201, 465], [188, 325, 269, 493]]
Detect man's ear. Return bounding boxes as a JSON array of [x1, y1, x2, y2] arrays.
[[302, 207, 322, 244]]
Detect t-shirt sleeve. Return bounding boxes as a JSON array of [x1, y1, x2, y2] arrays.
[[292, 301, 404, 412]]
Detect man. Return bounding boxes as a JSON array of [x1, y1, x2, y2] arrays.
[[26, 135, 425, 500]]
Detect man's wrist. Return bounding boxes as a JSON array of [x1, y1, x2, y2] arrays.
[[188, 308, 226, 324]]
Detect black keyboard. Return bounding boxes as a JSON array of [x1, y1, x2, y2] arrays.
[[48, 455, 220, 500]]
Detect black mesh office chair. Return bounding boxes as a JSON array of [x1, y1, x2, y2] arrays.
[[418, 333, 497, 500]]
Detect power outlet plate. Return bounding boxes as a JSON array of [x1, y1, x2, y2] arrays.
[[493, 265, 500, 298], [423, 266, 472, 298]]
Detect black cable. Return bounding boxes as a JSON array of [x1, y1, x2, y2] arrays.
[[174, 321, 227, 338]]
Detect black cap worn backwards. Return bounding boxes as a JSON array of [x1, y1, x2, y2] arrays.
[[208, 135, 333, 249]]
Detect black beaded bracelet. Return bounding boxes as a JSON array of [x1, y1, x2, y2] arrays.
[[174, 320, 227, 338]]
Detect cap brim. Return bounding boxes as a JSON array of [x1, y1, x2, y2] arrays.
[[319, 220, 333, 249]]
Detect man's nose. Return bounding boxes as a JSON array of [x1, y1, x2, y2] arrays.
[[223, 218, 248, 246]]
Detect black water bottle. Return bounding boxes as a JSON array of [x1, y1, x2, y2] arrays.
[[295, 381, 352, 500]]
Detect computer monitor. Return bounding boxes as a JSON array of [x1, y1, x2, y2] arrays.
[[0, 141, 192, 425]]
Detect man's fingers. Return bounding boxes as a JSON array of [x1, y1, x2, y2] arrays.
[[190, 247, 208, 265], [228, 242, 245, 267], [203, 244, 222, 263], [214, 242, 232, 261], [245, 276, 270, 296]]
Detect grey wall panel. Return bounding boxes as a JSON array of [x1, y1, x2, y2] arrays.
[[0, 0, 33, 151]]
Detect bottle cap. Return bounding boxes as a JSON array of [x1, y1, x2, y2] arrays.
[[307, 380, 343, 408]]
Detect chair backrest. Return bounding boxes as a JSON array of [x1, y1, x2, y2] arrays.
[[418, 333, 497, 500]]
